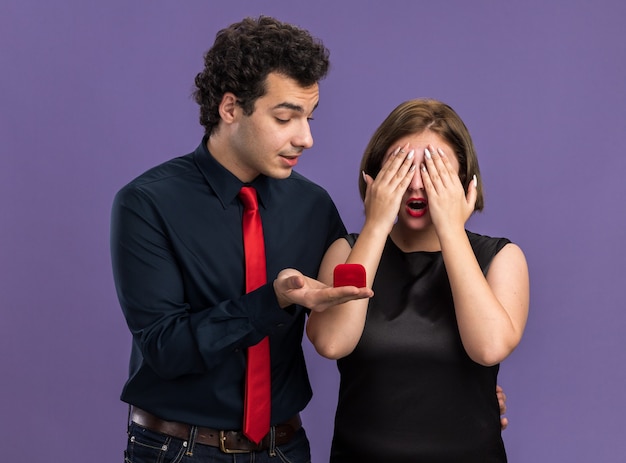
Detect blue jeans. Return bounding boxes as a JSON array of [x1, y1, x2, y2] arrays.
[[124, 422, 311, 463]]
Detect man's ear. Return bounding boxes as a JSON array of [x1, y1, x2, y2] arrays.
[[218, 93, 239, 124]]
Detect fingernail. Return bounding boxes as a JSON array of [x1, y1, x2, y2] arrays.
[[425, 148, 432, 160], [437, 148, 445, 157], [407, 149, 414, 160], [421, 163, 427, 172], [473, 174, 477, 188], [393, 146, 402, 156], [362, 170, 367, 181], [410, 164, 416, 172]]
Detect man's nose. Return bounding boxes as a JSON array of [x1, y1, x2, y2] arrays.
[[294, 121, 314, 149]]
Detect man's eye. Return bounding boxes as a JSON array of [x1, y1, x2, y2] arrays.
[[276, 118, 289, 124]]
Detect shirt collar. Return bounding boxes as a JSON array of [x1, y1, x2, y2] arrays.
[[193, 136, 272, 209]]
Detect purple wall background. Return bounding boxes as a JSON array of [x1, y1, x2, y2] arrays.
[[2, 1, 625, 461]]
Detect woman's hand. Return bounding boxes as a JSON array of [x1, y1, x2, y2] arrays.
[[362, 143, 416, 234], [420, 144, 476, 234], [426, 144, 530, 366], [307, 145, 415, 359]]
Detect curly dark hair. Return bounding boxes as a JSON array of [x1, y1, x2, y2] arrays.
[[193, 16, 330, 136]]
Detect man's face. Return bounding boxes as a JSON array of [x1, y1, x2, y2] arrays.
[[228, 72, 319, 182]]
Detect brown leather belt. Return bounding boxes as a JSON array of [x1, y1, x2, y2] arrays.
[[130, 407, 301, 453]]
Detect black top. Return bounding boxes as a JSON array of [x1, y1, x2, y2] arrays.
[[110, 138, 345, 429], [331, 232, 510, 463]]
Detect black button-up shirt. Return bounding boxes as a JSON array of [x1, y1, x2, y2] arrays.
[[110, 138, 345, 428]]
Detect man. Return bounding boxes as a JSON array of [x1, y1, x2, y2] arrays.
[[111, 16, 372, 462]]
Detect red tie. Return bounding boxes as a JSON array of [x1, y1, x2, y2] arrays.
[[239, 186, 271, 444]]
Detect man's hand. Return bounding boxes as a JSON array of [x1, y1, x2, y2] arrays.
[[274, 268, 373, 312], [497, 385, 508, 430]]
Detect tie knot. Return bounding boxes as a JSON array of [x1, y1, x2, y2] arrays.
[[239, 186, 258, 211]]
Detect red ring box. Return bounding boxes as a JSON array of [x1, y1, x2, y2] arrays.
[[333, 263, 366, 288]]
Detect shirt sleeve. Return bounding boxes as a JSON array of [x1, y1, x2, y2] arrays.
[[110, 186, 294, 380]]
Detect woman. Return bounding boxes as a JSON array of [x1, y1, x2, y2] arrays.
[[306, 99, 529, 462]]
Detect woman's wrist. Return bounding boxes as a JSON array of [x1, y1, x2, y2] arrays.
[[435, 223, 467, 246]]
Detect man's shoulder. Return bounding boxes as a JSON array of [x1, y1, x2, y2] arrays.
[[129, 153, 197, 186], [113, 152, 201, 208], [119, 152, 198, 190]]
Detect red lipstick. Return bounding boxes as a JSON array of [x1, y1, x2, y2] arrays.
[[405, 197, 428, 218]]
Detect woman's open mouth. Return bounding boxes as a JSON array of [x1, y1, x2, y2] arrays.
[[406, 197, 427, 218]]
